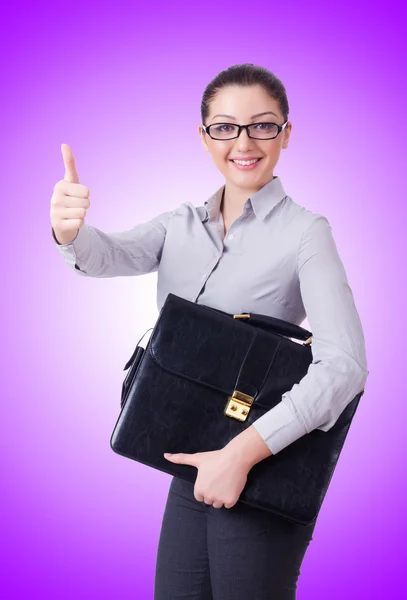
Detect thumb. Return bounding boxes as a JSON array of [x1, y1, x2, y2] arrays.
[[164, 453, 199, 467], [61, 143, 80, 184]]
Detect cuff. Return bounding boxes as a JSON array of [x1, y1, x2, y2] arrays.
[[251, 400, 308, 455], [52, 224, 92, 254], [69, 223, 92, 259]]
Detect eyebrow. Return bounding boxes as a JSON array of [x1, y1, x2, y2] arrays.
[[211, 111, 279, 121]]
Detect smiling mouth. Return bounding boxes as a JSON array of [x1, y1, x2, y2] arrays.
[[229, 157, 264, 166]]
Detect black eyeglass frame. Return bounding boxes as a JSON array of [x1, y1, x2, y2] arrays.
[[202, 120, 289, 140]]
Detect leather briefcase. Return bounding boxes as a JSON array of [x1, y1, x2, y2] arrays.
[[110, 292, 364, 526]]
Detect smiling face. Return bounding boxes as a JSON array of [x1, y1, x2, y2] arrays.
[[198, 84, 292, 195]]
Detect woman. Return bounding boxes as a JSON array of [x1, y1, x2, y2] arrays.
[[51, 64, 368, 599]]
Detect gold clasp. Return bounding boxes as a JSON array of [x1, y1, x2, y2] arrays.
[[224, 390, 254, 422], [303, 336, 312, 345]]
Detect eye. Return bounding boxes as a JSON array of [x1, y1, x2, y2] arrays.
[[213, 124, 234, 132], [253, 122, 275, 131]]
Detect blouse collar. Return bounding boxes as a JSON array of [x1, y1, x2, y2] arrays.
[[203, 176, 288, 222]]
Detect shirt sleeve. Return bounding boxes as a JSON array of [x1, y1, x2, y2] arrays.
[[51, 208, 177, 278], [252, 215, 369, 455]]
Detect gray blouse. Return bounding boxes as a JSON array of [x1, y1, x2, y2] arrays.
[[52, 176, 369, 455]]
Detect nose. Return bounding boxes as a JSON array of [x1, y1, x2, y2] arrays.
[[235, 127, 253, 151]]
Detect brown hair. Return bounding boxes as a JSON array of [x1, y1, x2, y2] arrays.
[[200, 63, 289, 125]]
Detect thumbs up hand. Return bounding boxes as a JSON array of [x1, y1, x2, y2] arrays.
[[50, 144, 91, 244]]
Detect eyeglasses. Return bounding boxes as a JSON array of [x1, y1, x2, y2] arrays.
[[202, 120, 289, 141]]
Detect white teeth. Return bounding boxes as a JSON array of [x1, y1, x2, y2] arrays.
[[232, 159, 260, 165]]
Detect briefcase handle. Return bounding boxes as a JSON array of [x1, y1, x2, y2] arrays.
[[123, 309, 313, 374], [233, 312, 313, 345]]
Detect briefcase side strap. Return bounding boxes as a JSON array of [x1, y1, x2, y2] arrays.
[[121, 346, 144, 409], [234, 313, 313, 345], [123, 327, 154, 371]]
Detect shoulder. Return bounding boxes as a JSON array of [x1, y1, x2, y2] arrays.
[[144, 201, 207, 231], [286, 200, 345, 278], [284, 197, 331, 233], [167, 201, 209, 223]]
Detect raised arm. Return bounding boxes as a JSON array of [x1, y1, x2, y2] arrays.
[[50, 143, 176, 277]]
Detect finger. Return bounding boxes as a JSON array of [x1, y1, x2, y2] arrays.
[[57, 181, 90, 199], [58, 206, 86, 219], [164, 453, 180, 461], [61, 143, 80, 184], [163, 453, 198, 466], [194, 490, 205, 502]]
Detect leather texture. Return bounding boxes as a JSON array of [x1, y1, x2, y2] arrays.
[[111, 293, 364, 526]]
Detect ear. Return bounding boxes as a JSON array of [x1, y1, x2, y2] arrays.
[[282, 122, 292, 150], [198, 124, 210, 153]]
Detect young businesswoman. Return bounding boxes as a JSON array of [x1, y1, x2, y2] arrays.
[[51, 63, 369, 600]]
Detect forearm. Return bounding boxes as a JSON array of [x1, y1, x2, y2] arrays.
[[52, 216, 171, 277], [225, 424, 273, 470]]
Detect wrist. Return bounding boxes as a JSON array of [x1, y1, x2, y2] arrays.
[[225, 424, 273, 470]]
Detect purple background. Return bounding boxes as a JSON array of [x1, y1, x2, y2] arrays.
[[2, 0, 405, 597]]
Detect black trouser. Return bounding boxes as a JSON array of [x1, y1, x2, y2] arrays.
[[154, 475, 317, 600]]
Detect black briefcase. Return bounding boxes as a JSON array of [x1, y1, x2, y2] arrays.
[[110, 292, 364, 525]]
